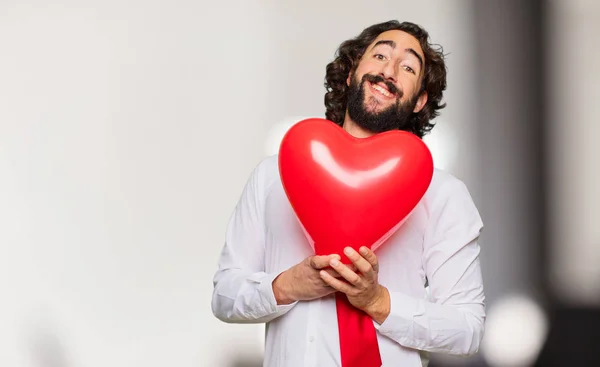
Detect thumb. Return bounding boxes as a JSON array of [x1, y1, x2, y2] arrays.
[[309, 254, 341, 269]]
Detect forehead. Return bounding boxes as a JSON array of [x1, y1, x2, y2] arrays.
[[368, 30, 424, 59]]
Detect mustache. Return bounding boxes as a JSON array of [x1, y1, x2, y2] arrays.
[[362, 74, 402, 98]]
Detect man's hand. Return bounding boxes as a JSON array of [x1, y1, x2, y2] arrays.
[[272, 254, 353, 305], [319, 246, 391, 324]]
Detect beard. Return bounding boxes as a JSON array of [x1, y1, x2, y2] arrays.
[[346, 73, 419, 133]]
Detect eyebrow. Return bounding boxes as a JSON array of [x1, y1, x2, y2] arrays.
[[372, 40, 424, 70]]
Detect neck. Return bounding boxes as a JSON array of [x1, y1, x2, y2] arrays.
[[342, 111, 375, 138]]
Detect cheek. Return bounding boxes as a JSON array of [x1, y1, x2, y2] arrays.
[[354, 60, 378, 78], [349, 71, 363, 86], [360, 67, 372, 77], [400, 80, 419, 101]]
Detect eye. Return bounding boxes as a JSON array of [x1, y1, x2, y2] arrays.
[[374, 54, 386, 61], [403, 65, 416, 75]]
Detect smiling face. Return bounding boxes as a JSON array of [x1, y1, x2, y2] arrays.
[[345, 30, 429, 133]]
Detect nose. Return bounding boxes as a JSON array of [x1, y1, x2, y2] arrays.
[[380, 60, 397, 82]]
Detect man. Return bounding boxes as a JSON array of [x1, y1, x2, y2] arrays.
[[211, 20, 485, 367]]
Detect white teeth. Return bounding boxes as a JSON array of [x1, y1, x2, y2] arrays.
[[372, 83, 391, 97]]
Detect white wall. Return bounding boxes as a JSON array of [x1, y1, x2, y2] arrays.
[[0, 1, 477, 366], [546, 0, 600, 307]]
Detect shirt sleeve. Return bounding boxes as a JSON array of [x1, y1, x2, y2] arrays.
[[375, 178, 486, 356], [211, 158, 297, 324]]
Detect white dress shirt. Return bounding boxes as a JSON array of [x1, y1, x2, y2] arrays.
[[212, 154, 485, 367]]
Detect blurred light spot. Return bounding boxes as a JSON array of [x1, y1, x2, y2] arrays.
[[264, 116, 311, 157], [481, 294, 548, 367], [422, 119, 458, 171], [311, 140, 400, 188]]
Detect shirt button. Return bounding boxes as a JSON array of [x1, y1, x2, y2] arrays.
[[309, 336, 315, 342]]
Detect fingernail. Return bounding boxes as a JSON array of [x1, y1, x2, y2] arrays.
[[344, 247, 353, 255], [360, 246, 369, 255], [330, 259, 340, 266]]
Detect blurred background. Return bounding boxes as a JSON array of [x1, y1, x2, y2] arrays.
[[1, 0, 598, 366]]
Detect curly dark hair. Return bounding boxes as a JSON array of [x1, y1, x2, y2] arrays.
[[324, 20, 447, 138]]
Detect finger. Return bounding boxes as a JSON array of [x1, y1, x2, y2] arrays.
[[309, 254, 341, 269], [359, 246, 379, 272], [322, 263, 357, 273], [328, 257, 361, 285], [320, 269, 355, 295], [344, 247, 376, 278], [322, 268, 346, 278]]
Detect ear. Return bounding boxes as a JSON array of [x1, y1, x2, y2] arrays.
[[346, 72, 352, 87], [413, 91, 428, 113]]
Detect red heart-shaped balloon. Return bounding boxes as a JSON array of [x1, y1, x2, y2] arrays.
[[279, 118, 434, 262]]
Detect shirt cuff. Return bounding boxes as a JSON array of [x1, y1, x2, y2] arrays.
[[253, 271, 298, 313], [373, 291, 423, 342]]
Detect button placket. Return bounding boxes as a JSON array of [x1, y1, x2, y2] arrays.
[[304, 298, 319, 367]]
